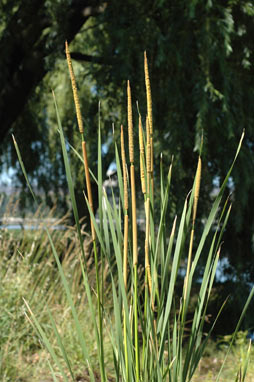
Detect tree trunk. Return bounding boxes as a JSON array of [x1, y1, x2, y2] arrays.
[[0, 0, 100, 143]]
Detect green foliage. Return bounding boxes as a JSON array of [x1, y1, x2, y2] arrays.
[[1, 210, 253, 382], [0, 201, 114, 381], [1, 0, 254, 328], [13, 62, 254, 381]]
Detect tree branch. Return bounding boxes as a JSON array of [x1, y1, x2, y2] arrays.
[[0, 0, 102, 144], [70, 51, 113, 65]]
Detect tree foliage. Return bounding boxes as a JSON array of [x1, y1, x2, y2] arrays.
[[1, 0, 254, 298]]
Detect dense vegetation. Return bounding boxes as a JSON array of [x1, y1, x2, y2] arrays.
[[1, 49, 253, 379], [0, 214, 252, 382], [0, 0, 254, 333]]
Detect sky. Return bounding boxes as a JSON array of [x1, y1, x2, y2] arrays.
[[0, 168, 15, 187]]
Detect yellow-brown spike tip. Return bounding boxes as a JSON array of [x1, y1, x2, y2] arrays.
[[139, 117, 146, 194], [144, 52, 152, 135], [138, 116, 144, 154], [121, 125, 128, 211], [65, 41, 84, 134], [146, 116, 151, 173], [127, 81, 134, 164], [193, 156, 202, 222], [65, 40, 69, 55]]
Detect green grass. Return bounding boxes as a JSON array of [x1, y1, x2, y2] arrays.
[[3, 49, 254, 382], [0, 208, 114, 382], [0, 219, 254, 382]]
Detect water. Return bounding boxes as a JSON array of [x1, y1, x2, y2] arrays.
[[0, 224, 66, 230], [0, 217, 66, 231]]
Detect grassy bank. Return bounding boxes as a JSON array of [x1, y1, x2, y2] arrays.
[[0, 214, 114, 382], [0, 223, 253, 382]]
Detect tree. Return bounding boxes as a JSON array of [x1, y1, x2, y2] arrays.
[[0, 0, 106, 213], [0, 0, 109, 143], [82, 0, 254, 284], [1, 0, 254, 323]]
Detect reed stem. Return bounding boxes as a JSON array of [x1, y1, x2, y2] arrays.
[[121, 124, 129, 381], [127, 80, 139, 381], [183, 156, 202, 311], [65, 40, 105, 382]]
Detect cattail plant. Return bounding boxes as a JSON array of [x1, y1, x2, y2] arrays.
[[65, 41, 96, 242], [127, 79, 140, 382], [65, 41, 106, 382], [183, 156, 202, 315], [144, 51, 154, 197], [17, 47, 254, 382], [121, 124, 129, 290], [144, 51, 156, 291], [138, 115, 146, 195], [121, 124, 130, 381], [144, 116, 153, 305]]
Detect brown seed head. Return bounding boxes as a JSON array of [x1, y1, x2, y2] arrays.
[[146, 116, 151, 173], [193, 156, 202, 222], [65, 41, 84, 134], [121, 125, 128, 211], [127, 80, 134, 163], [144, 51, 152, 136], [138, 115, 144, 156], [139, 116, 146, 194]]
